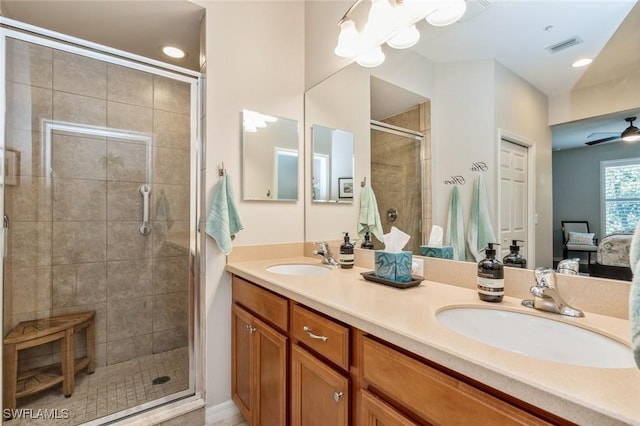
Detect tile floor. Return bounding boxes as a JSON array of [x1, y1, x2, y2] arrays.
[[209, 413, 247, 426], [8, 347, 189, 425]]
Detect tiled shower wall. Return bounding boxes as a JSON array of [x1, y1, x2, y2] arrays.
[[371, 102, 432, 254], [3, 38, 191, 370]]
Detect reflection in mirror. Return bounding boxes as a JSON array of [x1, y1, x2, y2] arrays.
[[304, 1, 640, 285], [311, 125, 355, 203], [242, 109, 299, 201], [369, 77, 431, 253]]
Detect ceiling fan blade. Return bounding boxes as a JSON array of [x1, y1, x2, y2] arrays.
[[585, 136, 620, 146]]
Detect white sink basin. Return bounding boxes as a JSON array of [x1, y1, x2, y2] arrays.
[[437, 307, 635, 369], [265, 263, 332, 276]]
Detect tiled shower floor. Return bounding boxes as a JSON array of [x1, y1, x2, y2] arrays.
[[9, 347, 189, 425]]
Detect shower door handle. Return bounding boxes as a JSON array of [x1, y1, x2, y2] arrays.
[[1, 214, 8, 258], [139, 185, 152, 235]]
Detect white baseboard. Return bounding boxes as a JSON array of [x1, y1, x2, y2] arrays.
[[206, 400, 240, 424]]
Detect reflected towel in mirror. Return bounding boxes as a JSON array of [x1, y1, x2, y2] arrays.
[[467, 175, 496, 262], [445, 186, 466, 261], [358, 184, 384, 242], [206, 174, 244, 255], [629, 221, 640, 368]]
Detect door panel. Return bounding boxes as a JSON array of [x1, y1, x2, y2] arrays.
[[291, 344, 348, 426], [500, 140, 529, 259]]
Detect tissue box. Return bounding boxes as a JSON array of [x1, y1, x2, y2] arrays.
[[419, 245, 454, 259], [374, 251, 413, 283]]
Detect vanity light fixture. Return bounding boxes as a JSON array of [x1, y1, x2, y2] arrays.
[[621, 117, 640, 142], [335, 0, 467, 67], [571, 58, 592, 68], [161, 46, 186, 59]]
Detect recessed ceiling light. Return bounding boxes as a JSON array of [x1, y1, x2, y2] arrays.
[[162, 46, 186, 59], [571, 58, 592, 68]]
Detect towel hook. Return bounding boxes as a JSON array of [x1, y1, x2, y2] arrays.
[[361, 177, 367, 187], [218, 162, 226, 177]]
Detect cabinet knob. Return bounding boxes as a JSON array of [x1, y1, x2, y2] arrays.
[[246, 324, 256, 334], [303, 326, 328, 342], [333, 391, 344, 402]]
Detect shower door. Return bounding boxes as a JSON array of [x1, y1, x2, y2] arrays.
[[1, 29, 199, 425], [371, 122, 425, 254]]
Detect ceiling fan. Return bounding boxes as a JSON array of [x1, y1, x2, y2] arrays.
[[585, 116, 640, 146]]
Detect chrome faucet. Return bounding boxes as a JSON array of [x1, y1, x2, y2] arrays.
[[557, 258, 580, 275], [312, 241, 339, 266], [521, 267, 584, 317]]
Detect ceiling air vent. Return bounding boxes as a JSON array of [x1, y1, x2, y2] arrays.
[[545, 36, 583, 54]]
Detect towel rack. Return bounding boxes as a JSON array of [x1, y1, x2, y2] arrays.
[[218, 162, 226, 177], [361, 177, 367, 187]]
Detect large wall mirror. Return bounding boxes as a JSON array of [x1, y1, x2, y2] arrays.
[[242, 109, 299, 201], [311, 125, 355, 203], [303, 1, 640, 284]]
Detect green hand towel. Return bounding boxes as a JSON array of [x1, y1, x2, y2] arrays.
[[205, 174, 243, 255], [445, 186, 466, 261], [358, 184, 384, 243], [629, 221, 640, 368], [466, 175, 496, 262]]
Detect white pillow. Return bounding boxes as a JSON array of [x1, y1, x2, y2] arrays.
[[568, 232, 595, 245]]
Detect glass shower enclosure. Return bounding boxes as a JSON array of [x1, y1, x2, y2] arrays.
[[1, 21, 201, 425]]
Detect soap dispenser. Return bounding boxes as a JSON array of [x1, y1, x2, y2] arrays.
[[477, 243, 504, 303], [361, 231, 374, 250], [503, 240, 527, 269], [339, 232, 354, 269]]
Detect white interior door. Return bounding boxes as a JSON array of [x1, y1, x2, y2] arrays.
[[500, 140, 528, 260]]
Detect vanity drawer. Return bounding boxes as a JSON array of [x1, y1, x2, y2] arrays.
[[291, 304, 349, 370], [232, 275, 288, 332], [361, 336, 551, 425]]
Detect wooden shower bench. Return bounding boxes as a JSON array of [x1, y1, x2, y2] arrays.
[[3, 311, 95, 414]]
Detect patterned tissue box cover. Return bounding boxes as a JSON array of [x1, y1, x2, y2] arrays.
[[419, 245, 454, 259], [374, 251, 413, 283]]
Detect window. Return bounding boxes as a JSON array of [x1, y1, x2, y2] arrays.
[[601, 158, 640, 235]]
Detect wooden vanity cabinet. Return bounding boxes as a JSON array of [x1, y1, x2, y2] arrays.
[[232, 277, 288, 426], [231, 275, 565, 426], [290, 304, 350, 426], [360, 335, 555, 425]]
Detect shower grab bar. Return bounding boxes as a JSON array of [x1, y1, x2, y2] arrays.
[[139, 185, 152, 235]]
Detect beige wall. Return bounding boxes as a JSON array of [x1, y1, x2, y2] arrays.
[[432, 59, 496, 246], [197, 0, 305, 411], [548, 71, 640, 125]]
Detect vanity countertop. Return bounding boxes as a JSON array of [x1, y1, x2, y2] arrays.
[[226, 256, 640, 425]]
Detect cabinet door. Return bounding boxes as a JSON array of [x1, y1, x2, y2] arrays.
[[254, 317, 287, 426], [360, 390, 418, 426], [232, 304, 253, 422], [291, 344, 348, 426]]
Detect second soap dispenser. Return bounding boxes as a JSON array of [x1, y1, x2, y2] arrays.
[[503, 239, 527, 269], [339, 232, 354, 269], [477, 243, 504, 303]]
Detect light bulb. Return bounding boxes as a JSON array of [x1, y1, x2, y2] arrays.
[[426, 0, 467, 27], [571, 58, 593, 68], [387, 25, 420, 49], [335, 20, 361, 58], [623, 133, 640, 142], [162, 46, 186, 59], [356, 45, 385, 68]]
